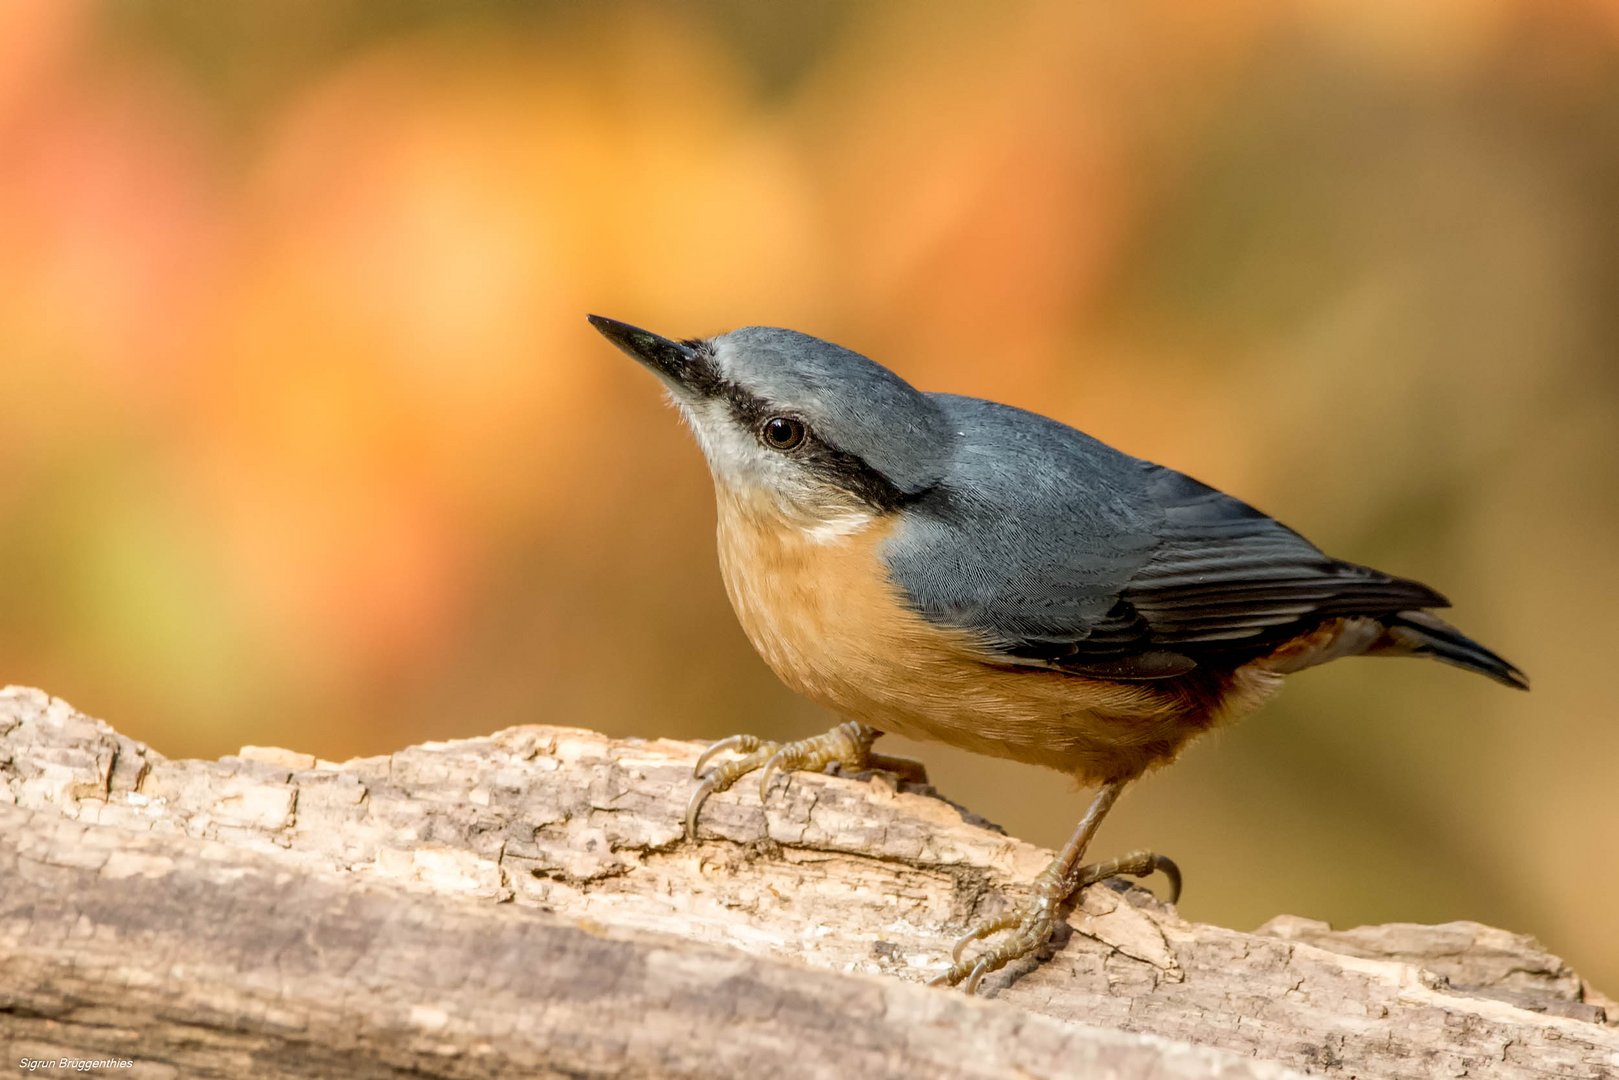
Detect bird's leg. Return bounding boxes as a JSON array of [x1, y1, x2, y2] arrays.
[[930, 776, 1180, 992], [685, 720, 927, 839]]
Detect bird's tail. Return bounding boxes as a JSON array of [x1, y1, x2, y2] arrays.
[[1378, 610, 1529, 690]]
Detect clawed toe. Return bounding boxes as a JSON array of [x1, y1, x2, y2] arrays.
[[930, 848, 1181, 992], [692, 734, 770, 779], [929, 893, 1060, 992], [1075, 849, 1181, 905], [685, 742, 779, 839], [684, 720, 890, 839], [756, 743, 800, 802]]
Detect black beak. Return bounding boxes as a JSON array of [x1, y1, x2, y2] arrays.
[[588, 315, 704, 390]]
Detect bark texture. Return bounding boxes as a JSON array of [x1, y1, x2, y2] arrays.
[[0, 685, 1612, 1078]]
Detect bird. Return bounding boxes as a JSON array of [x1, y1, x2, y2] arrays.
[[587, 314, 1527, 992]]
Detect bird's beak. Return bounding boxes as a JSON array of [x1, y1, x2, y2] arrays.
[[588, 315, 705, 393]]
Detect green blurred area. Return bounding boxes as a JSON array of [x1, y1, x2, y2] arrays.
[[2, 0, 1616, 991]]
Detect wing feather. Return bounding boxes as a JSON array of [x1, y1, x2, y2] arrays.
[[886, 397, 1448, 681]]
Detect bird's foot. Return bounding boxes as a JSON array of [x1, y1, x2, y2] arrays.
[[685, 720, 925, 839], [929, 849, 1180, 992]]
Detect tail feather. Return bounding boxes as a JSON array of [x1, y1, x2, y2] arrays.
[[1380, 610, 1529, 690]]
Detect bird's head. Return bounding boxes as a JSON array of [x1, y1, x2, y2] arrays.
[[589, 316, 950, 532]]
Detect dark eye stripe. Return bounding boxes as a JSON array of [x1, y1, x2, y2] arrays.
[[691, 340, 925, 512]]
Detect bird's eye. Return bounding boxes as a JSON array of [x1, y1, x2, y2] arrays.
[[761, 416, 806, 450]]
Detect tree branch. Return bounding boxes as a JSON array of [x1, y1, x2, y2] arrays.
[[1, 686, 1611, 1078]]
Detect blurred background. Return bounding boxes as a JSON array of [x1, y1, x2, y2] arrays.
[[3, 0, 1615, 990]]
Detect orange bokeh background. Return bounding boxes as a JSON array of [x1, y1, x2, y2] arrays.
[[4, 1, 1617, 990]]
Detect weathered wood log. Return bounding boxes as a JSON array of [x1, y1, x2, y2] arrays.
[[1, 685, 1612, 1078]]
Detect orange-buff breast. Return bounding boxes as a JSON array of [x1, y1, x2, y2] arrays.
[[711, 488, 1274, 783]]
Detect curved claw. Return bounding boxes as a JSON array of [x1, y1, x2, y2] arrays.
[[1152, 854, 1182, 904], [683, 722, 884, 841], [931, 909, 1055, 991], [949, 914, 1017, 963], [756, 744, 799, 802], [692, 734, 764, 779], [932, 850, 1182, 993], [925, 954, 987, 988], [686, 739, 779, 840], [1073, 849, 1182, 904], [684, 775, 721, 841]]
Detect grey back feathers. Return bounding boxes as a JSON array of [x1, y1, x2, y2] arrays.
[[885, 396, 1158, 636], [885, 395, 1460, 677]]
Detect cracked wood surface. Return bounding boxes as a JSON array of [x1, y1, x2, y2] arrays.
[[0, 686, 1613, 1078]]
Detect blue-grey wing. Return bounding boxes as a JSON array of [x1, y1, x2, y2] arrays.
[[885, 396, 1445, 679]]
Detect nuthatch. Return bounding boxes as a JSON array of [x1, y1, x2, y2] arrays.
[[589, 314, 1527, 992]]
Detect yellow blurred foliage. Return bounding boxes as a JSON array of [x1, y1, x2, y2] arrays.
[[2, 0, 1616, 991]]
